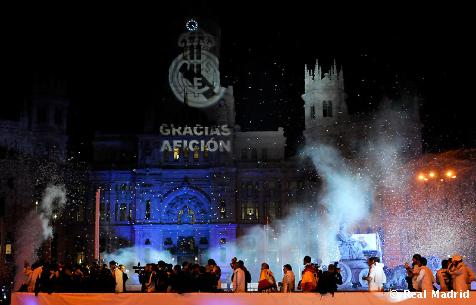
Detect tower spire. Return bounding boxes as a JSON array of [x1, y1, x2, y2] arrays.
[[314, 59, 321, 80]]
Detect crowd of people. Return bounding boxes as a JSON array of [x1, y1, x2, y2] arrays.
[[18, 253, 475, 294], [404, 253, 475, 293], [20, 260, 129, 293]]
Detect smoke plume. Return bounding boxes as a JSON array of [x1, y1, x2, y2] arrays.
[[14, 185, 66, 290]]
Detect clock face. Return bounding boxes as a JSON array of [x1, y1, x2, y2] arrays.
[[186, 19, 198, 32]]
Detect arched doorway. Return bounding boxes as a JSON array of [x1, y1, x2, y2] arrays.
[[160, 186, 211, 264]]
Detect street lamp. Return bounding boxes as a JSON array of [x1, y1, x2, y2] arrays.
[[445, 170, 457, 179], [416, 170, 456, 182]]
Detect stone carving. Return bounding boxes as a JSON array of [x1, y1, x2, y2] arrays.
[[337, 227, 365, 259]]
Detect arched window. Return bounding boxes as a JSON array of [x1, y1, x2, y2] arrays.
[[310, 105, 316, 119], [114, 202, 118, 221], [145, 238, 151, 245], [119, 203, 127, 221], [184, 147, 190, 161], [323, 100, 333, 117], [241, 148, 248, 161], [193, 145, 199, 161], [250, 148, 257, 161], [173, 147, 180, 161], [106, 201, 110, 222], [145, 200, 151, 220], [322, 101, 328, 117], [247, 183, 253, 197], [163, 148, 170, 162], [219, 199, 226, 219]]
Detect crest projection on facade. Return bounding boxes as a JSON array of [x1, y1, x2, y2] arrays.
[[168, 20, 225, 108]]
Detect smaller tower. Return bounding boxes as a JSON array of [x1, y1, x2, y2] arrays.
[[302, 60, 347, 145]]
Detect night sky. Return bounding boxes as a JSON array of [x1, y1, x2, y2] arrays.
[[2, 3, 472, 159]]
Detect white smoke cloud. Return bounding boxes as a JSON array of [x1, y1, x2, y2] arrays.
[[203, 100, 419, 282], [14, 185, 66, 290], [305, 145, 372, 264], [101, 246, 173, 285]]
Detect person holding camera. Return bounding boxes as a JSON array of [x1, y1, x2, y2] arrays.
[[318, 263, 342, 294]]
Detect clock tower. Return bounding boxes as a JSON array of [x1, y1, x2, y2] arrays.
[[302, 60, 348, 147]]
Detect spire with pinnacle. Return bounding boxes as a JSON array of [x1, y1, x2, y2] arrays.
[[314, 59, 321, 80]]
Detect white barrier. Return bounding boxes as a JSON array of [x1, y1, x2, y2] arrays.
[[11, 291, 476, 305]]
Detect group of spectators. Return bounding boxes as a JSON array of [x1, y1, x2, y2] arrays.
[[231, 255, 342, 294], [405, 253, 475, 292], [19, 253, 475, 294], [20, 260, 128, 293], [137, 259, 222, 293], [19, 255, 342, 294]]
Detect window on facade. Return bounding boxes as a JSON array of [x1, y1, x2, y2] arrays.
[[242, 200, 259, 221], [145, 238, 151, 245], [261, 148, 268, 161], [254, 182, 260, 195], [114, 202, 119, 221], [323, 100, 333, 117], [219, 199, 226, 219], [76, 252, 85, 264], [241, 148, 248, 161], [120, 183, 127, 191], [310, 105, 316, 119], [37, 106, 48, 124], [184, 147, 190, 161], [145, 200, 151, 219], [267, 201, 277, 220], [173, 147, 180, 161], [164, 237, 173, 245], [219, 238, 227, 244], [100, 201, 105, 221], [245, 207, 259, 220], [163, 148, 170, 162], [203, 145, 209, 159], [193, 145, 199, 161], [199, 237, 208, 244], [119, 203, 127, 221], [250, 148, 257, 161], [106, 202, 110, 222], [128, 208, 133, 221], [54, 107, 63, 126], [247, 183, 253, 197]]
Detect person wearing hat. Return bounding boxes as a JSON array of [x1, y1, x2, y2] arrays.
[[448, 255, 475, 291]]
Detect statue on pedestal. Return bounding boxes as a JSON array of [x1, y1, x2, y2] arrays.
[[337, 226, 365, 259]]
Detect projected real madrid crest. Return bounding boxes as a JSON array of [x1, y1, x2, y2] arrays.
[[168, 19, 226, 108]]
